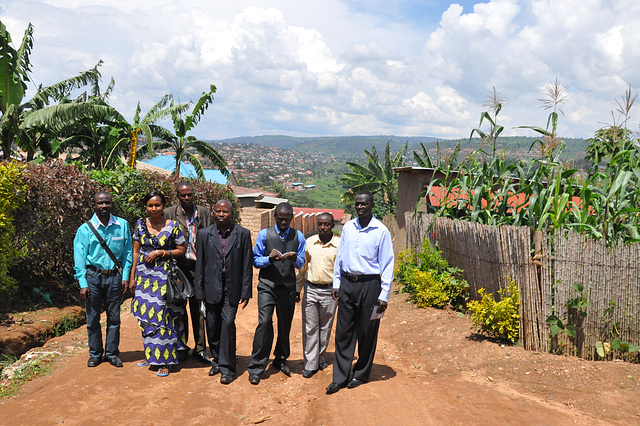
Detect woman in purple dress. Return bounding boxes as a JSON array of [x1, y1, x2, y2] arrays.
[[129, 190, 187, 377]]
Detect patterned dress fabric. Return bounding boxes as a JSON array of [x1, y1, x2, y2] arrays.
[[131, 219, 187, 366]]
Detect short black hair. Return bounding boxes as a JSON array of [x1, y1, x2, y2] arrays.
[[176, 181, 193, 193], [142, 189, 166, 206], [355, 190, 374, 204], [93, 190, 111, 202], [215, 199, 233, 211], [275, 202, 293, 216], [317, 212, 334, 222]]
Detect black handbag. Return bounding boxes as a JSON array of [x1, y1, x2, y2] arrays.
[[166, 253, 194, 304], [141, 218, 194, 304]]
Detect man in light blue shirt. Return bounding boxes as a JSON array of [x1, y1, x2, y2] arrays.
[[326, 190, 394, 394], [247, 202, 306, 385], [73, 191, 132, 368]]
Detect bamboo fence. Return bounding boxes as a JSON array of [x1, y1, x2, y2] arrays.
[[546, 230, 640, 360], [403, 212, 640, 358]]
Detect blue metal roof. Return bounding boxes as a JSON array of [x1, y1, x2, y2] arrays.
[[142, 155, 229, 185]]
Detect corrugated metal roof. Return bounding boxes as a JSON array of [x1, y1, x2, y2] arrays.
[[142, 155, 229, 184]]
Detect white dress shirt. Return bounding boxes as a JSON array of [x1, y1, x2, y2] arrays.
[[332, 216, 394, 302]]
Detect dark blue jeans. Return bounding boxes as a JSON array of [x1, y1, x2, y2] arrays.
[[85, 269, 122, 359]]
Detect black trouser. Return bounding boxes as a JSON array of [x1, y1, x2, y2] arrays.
[[180, 260, 206, 354], [206, 281, 239, 376], [248, 282, 296, 375], [332, 275, 382, 385]]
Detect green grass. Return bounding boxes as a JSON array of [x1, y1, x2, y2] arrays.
[[0, 312, 84, 398], [284, 162, 352, 211], [0, 355, 55, 398]]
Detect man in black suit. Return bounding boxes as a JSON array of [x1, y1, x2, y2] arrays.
[[194, 199, 253, 384], [165, 182, 211, 363]]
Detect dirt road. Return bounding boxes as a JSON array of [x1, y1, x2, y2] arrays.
[[2, 289, 639, 425]]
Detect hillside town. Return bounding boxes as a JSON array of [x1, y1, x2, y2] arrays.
[[210, 142, 337, 188]]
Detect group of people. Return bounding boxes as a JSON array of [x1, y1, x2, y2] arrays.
[[73, 183, 394, 393]]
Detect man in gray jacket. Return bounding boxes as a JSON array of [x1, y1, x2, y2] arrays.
[[164, 181, 211, 363]]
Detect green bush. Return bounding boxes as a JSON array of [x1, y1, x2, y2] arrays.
[[468, 281, 520, 343], [89, 167, 241, 224], [10, 160, 102, 308], [5, 161, 241, 310], [417, 239, 449, 273], [0, 161, 26, 304], [89, 167, 175, 225], [395, 240, 469, 311], [394, 247, 418, 290]]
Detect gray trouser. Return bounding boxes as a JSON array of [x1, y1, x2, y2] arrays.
[[178, 261, 207, 354], [302, 283, 337, 371]]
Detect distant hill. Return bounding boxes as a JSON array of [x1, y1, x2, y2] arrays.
[[206, 135, 589, 162], [208, 135, 439, 157]]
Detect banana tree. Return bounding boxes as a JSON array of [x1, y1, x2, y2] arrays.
[[340, 141, 407, 212], [149, 85, 229, 179], [1, 21, 101, 160]]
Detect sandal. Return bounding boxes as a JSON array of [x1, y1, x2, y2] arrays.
[[137, 361, 149, 367], [157, 365, 171, 377]]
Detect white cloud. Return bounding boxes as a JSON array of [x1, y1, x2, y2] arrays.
[[2, 0, 640, 140]]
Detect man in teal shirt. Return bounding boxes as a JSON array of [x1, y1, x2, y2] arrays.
[[73, 191, 132, 368]]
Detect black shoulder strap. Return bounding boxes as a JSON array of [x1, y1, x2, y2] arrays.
[[87, 221, 122, 268]]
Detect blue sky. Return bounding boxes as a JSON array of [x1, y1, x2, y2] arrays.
[[2, 0, 639, 142]]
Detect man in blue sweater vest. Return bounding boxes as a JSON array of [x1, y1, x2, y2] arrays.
[[247, 202, 306, 385]]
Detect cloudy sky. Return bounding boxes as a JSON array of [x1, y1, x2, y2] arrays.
[[1, 0, 639, 141]]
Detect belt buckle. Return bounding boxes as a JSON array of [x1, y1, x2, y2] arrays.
[[345, 272, 357, 282]]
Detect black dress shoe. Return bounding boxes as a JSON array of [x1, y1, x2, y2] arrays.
[[325, 382, 344, 394], [177, 350, 189, 362], [318, 361, 329, 370], [107, 356, 123, 367], [194, 351, 211, 364], [220, 375, 235, 384], [249, 374, 261, 385], [208, 364, 220, 376], [273, 361, 291, 375], [302, 369, 318, 378], [87, 357, 102, 367], [347, 378, 365, 388]]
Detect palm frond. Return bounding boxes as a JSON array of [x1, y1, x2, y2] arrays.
[[184, 84, 216, 131], [186, 138, 229, 176], [185, 153, 205, 180], [16, 23, 34, 80], [29, 61, 102, 106]]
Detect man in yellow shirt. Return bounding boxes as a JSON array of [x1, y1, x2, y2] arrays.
[[296, 213, 339, 378]]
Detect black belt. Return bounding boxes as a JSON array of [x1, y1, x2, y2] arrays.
[[342, 272, 379, 282], [307, 282, 332, 287], [87, 265, 118, 275]]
